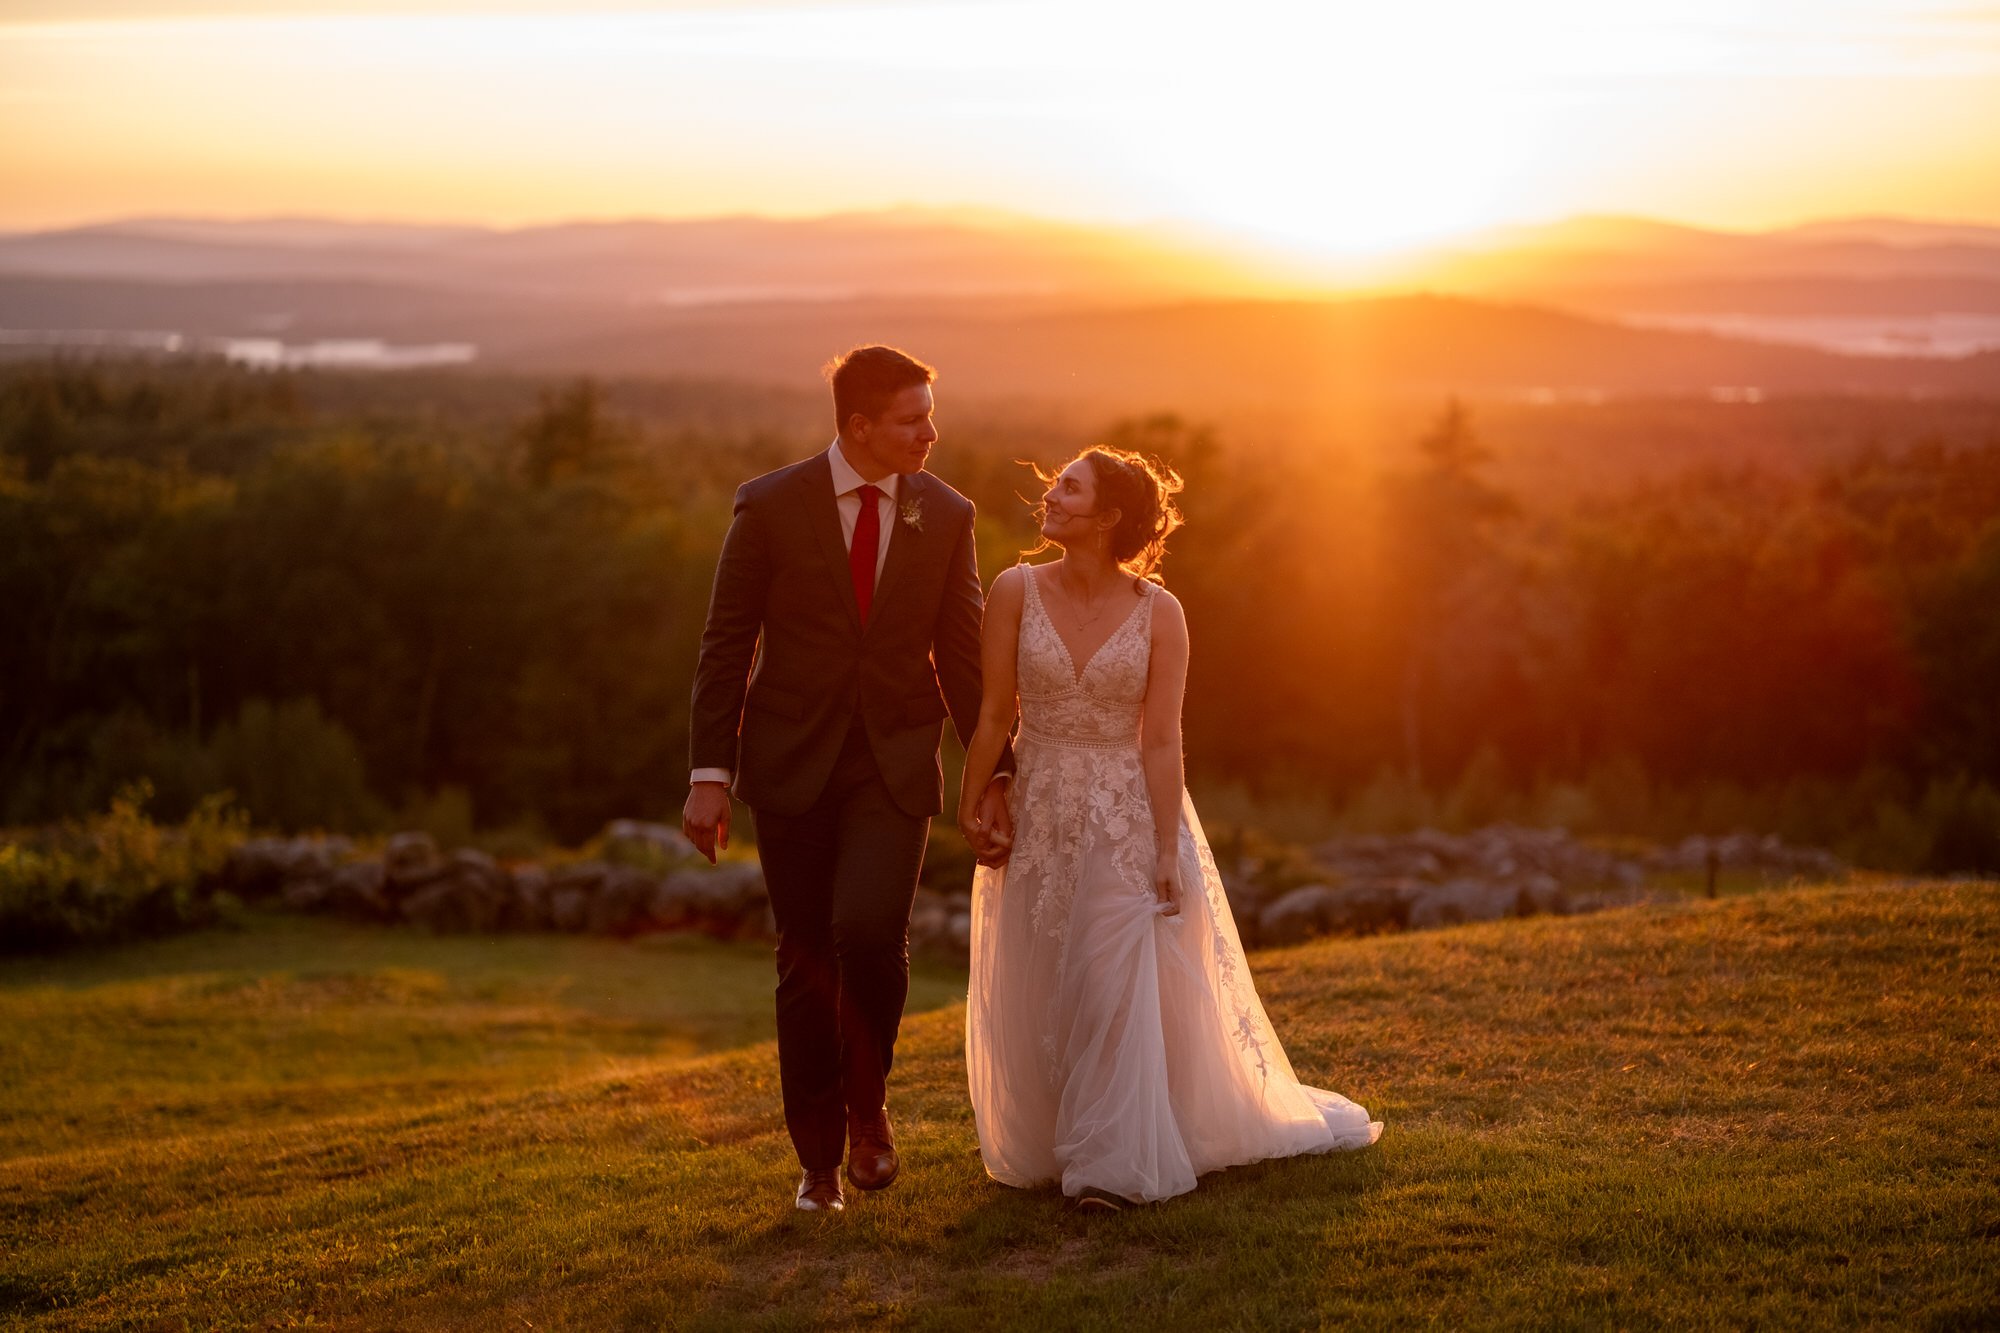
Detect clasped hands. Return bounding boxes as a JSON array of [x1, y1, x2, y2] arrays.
[[685, 776, 1014, 868], [959, 777, 1014, 868]]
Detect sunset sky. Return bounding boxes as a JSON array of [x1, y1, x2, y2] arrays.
[[3, 0, 1999, 256]]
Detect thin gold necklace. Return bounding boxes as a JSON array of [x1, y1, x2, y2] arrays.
[[1056, 563, 1115, 629]]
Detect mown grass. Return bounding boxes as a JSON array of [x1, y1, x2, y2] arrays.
[[3, 884, 1996, 1330]]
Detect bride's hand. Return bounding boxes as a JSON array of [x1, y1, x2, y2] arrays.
[[960, 789, 1013, 866], [1153, 849, 1181, 916]]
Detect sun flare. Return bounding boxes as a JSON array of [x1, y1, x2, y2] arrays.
[[0, 0, 1996, 257]]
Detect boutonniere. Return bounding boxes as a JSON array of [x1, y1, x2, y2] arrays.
[[900, 497, 925, 532]]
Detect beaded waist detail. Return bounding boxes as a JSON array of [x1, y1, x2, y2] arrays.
[[1016, 716, 1140, 751]]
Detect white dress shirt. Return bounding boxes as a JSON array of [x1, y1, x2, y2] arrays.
[[690, 440, 898, 788], [826, 437, 899, 582]]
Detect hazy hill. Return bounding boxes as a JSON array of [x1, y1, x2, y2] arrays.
[[6, 209, 2000, 314], [490, 294, 2000, 405], [3, 210, 1998, 401], [0, 210, 1290, 303], [1410, 214, 2000, 321]]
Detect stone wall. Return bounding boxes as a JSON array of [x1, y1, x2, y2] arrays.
[[222, 820, 1843, 962]]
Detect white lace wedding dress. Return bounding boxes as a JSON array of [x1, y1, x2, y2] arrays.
[[967, 565, 1383, 1204]]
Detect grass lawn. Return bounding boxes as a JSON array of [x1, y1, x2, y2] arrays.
[[2, 883, 1996, 1330]]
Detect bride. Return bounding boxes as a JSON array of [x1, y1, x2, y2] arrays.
[[955, 446, 1383, 1210]]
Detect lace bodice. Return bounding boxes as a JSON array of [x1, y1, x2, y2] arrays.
[[1017, 563, 1155, 748]]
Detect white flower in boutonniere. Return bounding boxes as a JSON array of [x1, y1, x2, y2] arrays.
[[900, 497, 924, 532]]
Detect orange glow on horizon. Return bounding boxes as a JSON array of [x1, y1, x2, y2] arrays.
[[1, 2, 1997, 261]]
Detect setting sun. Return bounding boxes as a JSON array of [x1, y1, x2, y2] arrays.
[[2, 0, 1997, 259]]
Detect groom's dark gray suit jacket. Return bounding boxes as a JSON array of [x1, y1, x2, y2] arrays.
[[690, 452, 994, 819]]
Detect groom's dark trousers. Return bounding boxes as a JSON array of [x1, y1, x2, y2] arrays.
[[754, 712, 928, 1168], [688, 450, 1007, 1171]]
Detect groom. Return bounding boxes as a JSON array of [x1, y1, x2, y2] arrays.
[[683, 345, 1012, 1213]]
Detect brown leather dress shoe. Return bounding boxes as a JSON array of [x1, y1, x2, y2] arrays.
[[795, 1167, 845, 1212], [845, 1106, 899, 1191]]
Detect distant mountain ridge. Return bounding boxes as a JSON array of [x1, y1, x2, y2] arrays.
[[0, 210, 1296, 303], [2, 210, 1997, 399], [6, 209, 1999, 312]]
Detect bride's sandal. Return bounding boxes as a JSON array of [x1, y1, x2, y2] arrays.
[[1071, 1187, 1127, 1213]]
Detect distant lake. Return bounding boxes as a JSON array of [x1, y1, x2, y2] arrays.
[[0, 330, 477, 369], [1619, 313, 2000, 360]]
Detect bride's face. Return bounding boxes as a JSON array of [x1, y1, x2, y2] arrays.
[[1041, 458, 1111, 547]]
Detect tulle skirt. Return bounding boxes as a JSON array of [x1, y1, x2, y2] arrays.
[[966, 740, 1382, 1204]]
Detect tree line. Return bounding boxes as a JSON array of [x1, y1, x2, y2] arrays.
[[2, 359, 1996, 870]]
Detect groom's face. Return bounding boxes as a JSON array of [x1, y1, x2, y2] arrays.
[[847, 384, 937, 477]]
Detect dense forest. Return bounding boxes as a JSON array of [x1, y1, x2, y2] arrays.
[[3, 358, 1997, 870]]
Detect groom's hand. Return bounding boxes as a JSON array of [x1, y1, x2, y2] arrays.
[[972, 777, 1013, 868], [682, 781, 732, 864]]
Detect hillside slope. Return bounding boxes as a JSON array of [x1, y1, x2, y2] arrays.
[[501, 294, 2000, 403], [1, 882, 1994, 1329]]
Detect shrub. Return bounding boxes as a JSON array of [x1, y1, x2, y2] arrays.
[[0, 780, 248, 953], [1916, 774, 2000, 874], [392, 783, 474, 853], [207, 697, 387, 834]]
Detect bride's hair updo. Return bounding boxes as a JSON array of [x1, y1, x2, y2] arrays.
[[1030, 446, 1186, 584]]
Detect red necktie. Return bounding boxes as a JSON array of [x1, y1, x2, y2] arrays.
[[850, 483, 881, 624]]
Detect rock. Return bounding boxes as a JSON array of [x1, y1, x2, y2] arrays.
[[383, 831, 447, 893], [602, 819, 699, 862], [398, 849, 515, 933], [1317, 825, 1667, 895], [647, 874, 697, 932], [1229, 896, 1263, 948], [1259, 885, 1340, 947], [224, 835, 350, 900], [284, 858, 388, 919], [1322, 879, 1418, 934], [1512, 872, 1568, 916], [546, 861, 608, 932], [587, 866, 661, 935], [506, 864, 551, 931], [1221, 873, 1265, 928], [653, 860, 767, 936], [1406, 879, 1517, 930], [909, 892, 950, 944]]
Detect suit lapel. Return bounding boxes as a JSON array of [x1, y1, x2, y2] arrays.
[[802, 453, 862, 630], [867, 470, 928, 634]]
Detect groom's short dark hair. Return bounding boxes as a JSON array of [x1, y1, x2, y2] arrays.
[[825, 345, 935, 431]]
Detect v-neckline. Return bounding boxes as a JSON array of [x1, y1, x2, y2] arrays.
[[1030, 563, 1148, 688]]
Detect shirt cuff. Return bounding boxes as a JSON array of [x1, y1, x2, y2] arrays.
[[690, 768, 733, 787]]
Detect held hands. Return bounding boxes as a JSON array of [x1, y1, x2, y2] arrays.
[[682, 781, 732, 865], [958, 777, 1015, 868]]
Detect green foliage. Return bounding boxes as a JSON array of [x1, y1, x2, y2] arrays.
[[0, 779, 248, 952], [1198, 818, 1328, 896], [390, 782, 475, 852], [1310, 756, 2000, 875], [5, 360, 2000, 868], [1910, 773, 2000, 873], [468, 815, 556, 864], [209, 697, 389, 833]]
